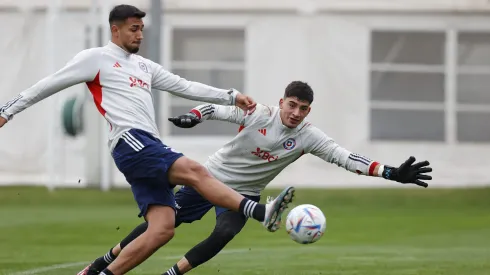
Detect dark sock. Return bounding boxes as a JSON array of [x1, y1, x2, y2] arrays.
[[100, 269, 114, 275], [239, 198, 265, 221], [163, 264, 182, 275], [91, 248, 116, 271]]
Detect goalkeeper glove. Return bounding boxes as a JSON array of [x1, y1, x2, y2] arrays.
[[168, 112, 201, 128], [382, 156, 432, 188]]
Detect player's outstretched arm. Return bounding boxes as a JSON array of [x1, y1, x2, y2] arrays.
[[150, 62, 255, 111], [307, 127, 432, 188], [168, 103, 260, 129], [0, 49, 99, 128]]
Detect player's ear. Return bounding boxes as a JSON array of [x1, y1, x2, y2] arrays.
[[110, 20, 125, 35], [110, 24, 118, 35], [279, 98, 284, 109]]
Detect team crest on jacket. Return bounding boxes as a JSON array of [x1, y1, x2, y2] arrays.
[[139, 62, 149, 73], [283, 138, 296, 150]]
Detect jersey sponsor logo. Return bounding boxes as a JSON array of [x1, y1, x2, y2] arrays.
[[283, 138, 296, 150], [251, 147, 279, 162], [129, 76, 149, 89]]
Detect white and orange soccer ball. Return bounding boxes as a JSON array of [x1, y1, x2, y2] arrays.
[[285, 204, 326, 244]]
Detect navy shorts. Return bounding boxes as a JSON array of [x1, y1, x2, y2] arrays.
[[174, 185, 260, 227], [112, 129, 184, 218]]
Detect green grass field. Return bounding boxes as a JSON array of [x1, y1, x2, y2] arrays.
[[0, 186, 489, 275]]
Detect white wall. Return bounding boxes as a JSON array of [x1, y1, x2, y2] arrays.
[[1, 8, 490, 188], [0, 10, 89, 185]]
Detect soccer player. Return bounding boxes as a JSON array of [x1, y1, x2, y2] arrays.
[[78, 81, 432, 275], [0, 4, 295, 275]]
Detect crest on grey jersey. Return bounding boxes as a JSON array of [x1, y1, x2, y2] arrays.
[[139, 62, 149, 73]]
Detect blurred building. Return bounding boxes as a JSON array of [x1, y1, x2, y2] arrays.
[[1, 0, 490, 188]]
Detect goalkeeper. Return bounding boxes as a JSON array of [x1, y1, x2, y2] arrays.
[[79, 81, 432, 275]]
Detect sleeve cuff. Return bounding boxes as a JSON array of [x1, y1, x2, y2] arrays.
[[0, 112, 11, 121], [228, 89, 239, 106], [368, 162, 383, 176], [190, 109, 202, 120]]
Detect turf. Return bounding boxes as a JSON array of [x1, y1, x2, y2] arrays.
[[0, 186, 489, 275]]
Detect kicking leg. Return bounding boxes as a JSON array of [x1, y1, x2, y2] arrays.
[[168, 156, 295, 231], [163, 210, 249, 275]]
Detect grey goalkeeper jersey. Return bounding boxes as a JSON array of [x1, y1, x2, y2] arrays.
[[190, 104, 383, 196]]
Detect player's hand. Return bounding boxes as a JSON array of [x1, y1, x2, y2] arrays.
[[382, 156, 432, 188], [168, 112, 201, 128], [0, 117, 7, 128], [235, 93, 257, 113]]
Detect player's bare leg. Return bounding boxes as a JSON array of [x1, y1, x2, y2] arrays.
[[168, 156, 295, 231], [100, 206, 175, 275], [176, 258, 192, 274], [111, 245, 121, 255]]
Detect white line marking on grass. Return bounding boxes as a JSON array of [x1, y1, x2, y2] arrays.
[[10, 262, 90, 275], [10, 248, 252, 275]]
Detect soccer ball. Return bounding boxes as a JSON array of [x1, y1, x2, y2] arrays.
[[285, 204, 326, 244]]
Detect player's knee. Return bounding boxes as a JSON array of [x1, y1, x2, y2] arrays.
[[214, 226, 238, 242], [147, 226, 175, 244], [188, 161, 211, 185], [172, 157, 211, 187], [145, 205, 176, 245], [213, 219, 240, 242], [147, 218, 175, 244]]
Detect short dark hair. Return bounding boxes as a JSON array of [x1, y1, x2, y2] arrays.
[[109, 4, 146, 25], [284, 81, 314, 104]]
